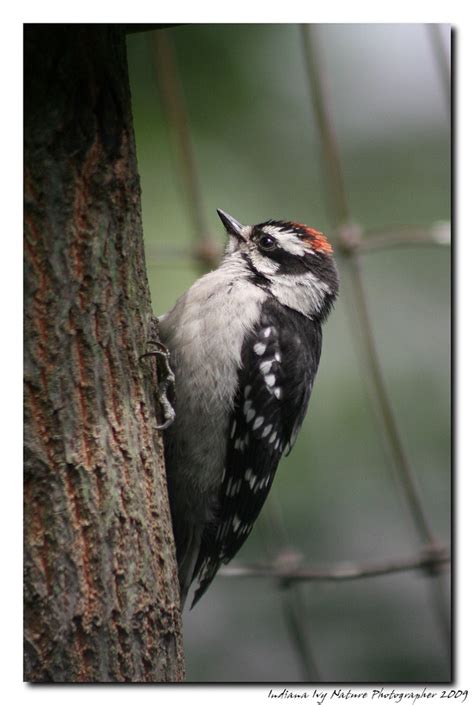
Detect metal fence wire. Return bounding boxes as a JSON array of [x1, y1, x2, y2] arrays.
[[145, 24, 451, 681]]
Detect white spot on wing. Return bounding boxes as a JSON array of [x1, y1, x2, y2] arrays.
[[264, 374, 276, 387], [269, 431, 277, 443], [263, 327, 272, 338], [262, 424, 272, 438], [232, 479, 242, 495], [244, 385, 251, 398], [246, 408, 256, 423], [235, 437, 244, 451], [260, 360, 272, 374], [254, 342, 266, 356], [274, 387, 282, 399], [253, 416, 264, 430]]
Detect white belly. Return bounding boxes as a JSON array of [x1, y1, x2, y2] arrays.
[[159, 257, 266, 522]]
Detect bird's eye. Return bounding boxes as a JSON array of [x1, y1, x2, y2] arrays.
[[258, 234, 277, 251]]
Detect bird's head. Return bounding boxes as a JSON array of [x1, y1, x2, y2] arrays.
[[217, 208, 339, 321]]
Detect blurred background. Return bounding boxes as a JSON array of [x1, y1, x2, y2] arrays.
[[126, 24, 451, 682]]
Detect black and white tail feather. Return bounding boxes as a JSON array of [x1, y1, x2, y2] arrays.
[[159, 209, 339, 608]]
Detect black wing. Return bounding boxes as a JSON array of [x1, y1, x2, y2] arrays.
[[191, 299, 322, 606]]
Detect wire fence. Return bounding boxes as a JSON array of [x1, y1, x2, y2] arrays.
[[146, 25, 451, 681]]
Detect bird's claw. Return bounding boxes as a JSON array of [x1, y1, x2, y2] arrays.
[[140, 338, 176, 430]]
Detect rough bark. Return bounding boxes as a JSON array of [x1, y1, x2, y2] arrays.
[[24, 24, 184, 682]]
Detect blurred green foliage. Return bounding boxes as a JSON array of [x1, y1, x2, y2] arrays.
[[127, 24, 450, 682]]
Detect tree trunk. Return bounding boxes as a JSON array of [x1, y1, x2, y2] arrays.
[[24, 24, 184, 682]]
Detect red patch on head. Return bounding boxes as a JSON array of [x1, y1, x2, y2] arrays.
[[291, 222, 333, 254]]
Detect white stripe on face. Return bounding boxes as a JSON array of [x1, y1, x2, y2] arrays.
[[259, 224, 314, 257], [269, 272, 331, 317], [248, 250, 280, 275]]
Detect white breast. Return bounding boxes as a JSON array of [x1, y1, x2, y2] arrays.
[[159, 254, 267, 519]]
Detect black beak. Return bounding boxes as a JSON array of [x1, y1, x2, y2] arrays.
[[216, 208, 245, 241]]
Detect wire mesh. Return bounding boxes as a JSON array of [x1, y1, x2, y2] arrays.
[[143, 24, 451, 681]]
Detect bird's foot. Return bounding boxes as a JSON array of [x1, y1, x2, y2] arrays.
[[140, 339, 176, 430]]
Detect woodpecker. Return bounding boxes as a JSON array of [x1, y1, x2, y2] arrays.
[[158, 210, 339, 608]]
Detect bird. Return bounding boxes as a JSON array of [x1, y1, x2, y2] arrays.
[[158, 209, 339, 608]]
